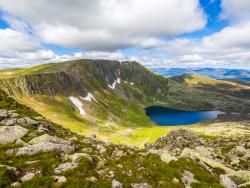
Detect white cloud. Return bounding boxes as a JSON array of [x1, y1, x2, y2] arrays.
[[0, 0, 206, 50], [2, 14, 31, 33], [220, 0, 250, 22], [0, 28, 56, 68], [136, 20, 250, 69], [0, 28, 39, 55], [79, 51, 125, 60], [203, 22, 250, 49], [0, 0, 250, 70]]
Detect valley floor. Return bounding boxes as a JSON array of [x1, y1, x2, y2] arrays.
[[15, 95, 250, 147]]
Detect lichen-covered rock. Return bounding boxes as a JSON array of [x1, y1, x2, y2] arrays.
[[112, 149, 124, 159], [130, 183, 152, 188], [11, 182, 21, 187], [6, 142, 74, 156], [54, 162, 78, 174], [82, 147, 92, 153], [160, 150, 178, 164], [181, 148, 235, 174], [0, 164, 17, 171], [229, 146, 247, 156], [181, 170, 198, 188], [25, 160, 40, 164], [1, 118, 17, 126], [112, 179, 123, 188], [0, 109, 8, 120], [28, 134, 71, 145], [226, 170, 250, 185], [0, 126, 28, 144], [24, 117, 39, 125], [85, 176, 97, 182], [96, 144, 107, 153], [146, 129, 204, 151], [67, 153, 93, 163], [172, 178, 179, 184], [53, 176, 67, 184], [10, 113, 19, 118], [17, 117, 39, 126], [21, 171, 40, 182], [15, 139, 28, 146], [220, 175, 237, 188]]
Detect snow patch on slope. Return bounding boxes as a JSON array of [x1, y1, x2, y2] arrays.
[[69, 96, 85, 115], [108, 78, 121, 90], [80, 93, 96, 102]]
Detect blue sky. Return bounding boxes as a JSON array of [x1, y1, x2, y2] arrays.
[[0, 0, 249, 69]]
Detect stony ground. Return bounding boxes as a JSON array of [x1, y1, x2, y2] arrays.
[[0, 108, 249, 188]]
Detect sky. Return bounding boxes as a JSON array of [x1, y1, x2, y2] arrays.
[[0, 0, 250, 69]]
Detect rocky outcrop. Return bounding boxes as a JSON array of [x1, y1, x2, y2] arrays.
[[0, 126, 28, 144], [6, 142, 74, 156], [181, 148, 235, 174], [28, 134, 71, 145], [54, 162, 78, 174], [146, 129, 205, 152]]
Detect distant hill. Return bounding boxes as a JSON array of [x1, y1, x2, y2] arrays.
[[151, 68, 250, 82], [171, 74, 250, 100]]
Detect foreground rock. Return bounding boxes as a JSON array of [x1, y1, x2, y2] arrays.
[[181, 148, 235, 174], [54, 162, 78, 174], [28, 134, 71, 145], [6, 142, 74, 156], [21, 170, 41, 182], [112, 179, 123, 188], [146, 128, 204, 152], [130, 183, 152, 188], [220, 175, 237, 188], [0, 126, 28, 144], [181, 170, 198, 188], [53, 176, 67, 184], [0, 164, 17, 171], [0, 109, 8, 120], [67, 153, 93, 163]]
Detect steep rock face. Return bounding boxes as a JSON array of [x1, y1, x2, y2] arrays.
[[0, 60, 172, 102], [0, 60, 124, 97], [1, 70, 86, 96]]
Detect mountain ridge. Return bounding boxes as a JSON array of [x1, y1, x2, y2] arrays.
[[0, 59, 250, 145]]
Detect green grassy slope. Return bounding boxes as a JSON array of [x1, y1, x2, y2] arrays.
[[0, 59, 250, 145], [0, 89, 224, 187]]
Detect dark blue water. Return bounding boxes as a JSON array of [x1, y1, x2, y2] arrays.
[[145, 106, 224, 126]]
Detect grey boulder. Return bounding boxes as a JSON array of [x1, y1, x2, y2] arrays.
[[0, 126, 28, 144], [28, 134, 71, 145], [6, 141, 74, 156]]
